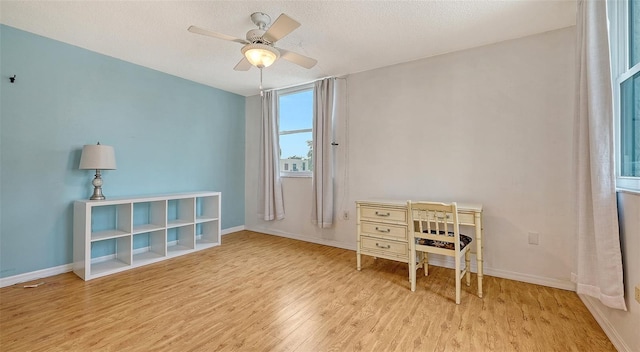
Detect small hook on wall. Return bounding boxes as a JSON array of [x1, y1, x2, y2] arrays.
[[9, 75, 16, 83]]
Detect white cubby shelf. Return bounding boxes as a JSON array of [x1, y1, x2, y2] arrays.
[[73, 192, 221, 281]]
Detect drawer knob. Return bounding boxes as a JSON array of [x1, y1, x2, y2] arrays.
[[375, 243, 391, 249], [375, 211, 391, 217], [375, 227, 391, 233]]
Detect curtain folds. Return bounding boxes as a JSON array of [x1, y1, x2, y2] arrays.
[[259, 90, 285, 221], [574, 0, 627, 311], [312, 78, 336, 228]]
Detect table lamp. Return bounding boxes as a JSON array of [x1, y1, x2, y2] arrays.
[[79, 142, 117, 200]]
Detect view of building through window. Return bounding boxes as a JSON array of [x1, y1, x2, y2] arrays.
[[620, 71, 639, 177], [614, 0, 640, 183], [278, 87, 313, 174]]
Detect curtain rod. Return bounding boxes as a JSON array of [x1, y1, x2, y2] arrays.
[[263, 75, 348, 93]]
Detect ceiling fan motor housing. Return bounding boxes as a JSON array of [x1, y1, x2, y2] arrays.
[[246, 29, 270, 44]]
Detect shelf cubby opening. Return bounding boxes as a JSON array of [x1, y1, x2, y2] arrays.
[[195, 221, 220, 249], [133, 200, 166, 234], [196, 196, 219, 223], [132, 229, 166, 264], [167, 198, 195, 228], [90, 203, 132, 241], [167, 224, 195, 256], [90, 236, 132, 276]]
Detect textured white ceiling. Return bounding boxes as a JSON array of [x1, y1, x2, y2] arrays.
[[0, 0, 576, 96]]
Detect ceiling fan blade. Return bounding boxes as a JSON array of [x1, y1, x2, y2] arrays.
[[263, 14, 300, 43], [233, 57, 252, 71], [188, 25, 248, 44], [277, 48, 317, 69]]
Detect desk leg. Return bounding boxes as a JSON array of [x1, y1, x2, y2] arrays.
[[475, 212, 483, 298], [356, 203, 361, 270], [356, 234, 362, 270]]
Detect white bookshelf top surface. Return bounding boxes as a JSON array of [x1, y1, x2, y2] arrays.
[[76, 192, 221, 206]]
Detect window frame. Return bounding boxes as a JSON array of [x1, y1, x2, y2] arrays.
[[611, 0, 640, 191], [277, 83, 314, 178]]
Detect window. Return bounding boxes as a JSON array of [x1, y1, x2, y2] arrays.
[[611, 0, 640, 190], [278, 85, 314, 177], [620, 71, 639, 178]]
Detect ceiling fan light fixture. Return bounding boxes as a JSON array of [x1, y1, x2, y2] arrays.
[[242, 43, 280, 68]]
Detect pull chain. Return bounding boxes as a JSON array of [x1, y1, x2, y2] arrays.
[[259, 67, 264, 97]]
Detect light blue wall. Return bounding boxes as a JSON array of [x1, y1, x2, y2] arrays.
[[0, 25, 246, 278]]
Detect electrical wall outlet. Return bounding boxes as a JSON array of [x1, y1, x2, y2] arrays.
[[528, 232, 539, 245], [635, 285, 640, 304], [342, 211, 349, 220]]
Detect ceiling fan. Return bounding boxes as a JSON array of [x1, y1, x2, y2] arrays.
[[188, 12, 317, 71]]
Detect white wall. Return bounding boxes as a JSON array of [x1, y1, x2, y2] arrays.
[[246, 27, 577, 288]]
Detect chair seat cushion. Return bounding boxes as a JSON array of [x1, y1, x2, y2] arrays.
[[416, 230, 472, 251]]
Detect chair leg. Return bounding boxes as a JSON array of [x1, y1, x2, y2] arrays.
[[424, 252, 429, 276], [409, 249, 417, 292], [455, 255, 461, 304], [465, 250, 471, 287]]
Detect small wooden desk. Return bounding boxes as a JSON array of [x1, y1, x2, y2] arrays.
[[356, 200, 484, 297]]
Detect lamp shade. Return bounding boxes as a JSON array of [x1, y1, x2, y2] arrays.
[[79, 144, 117, 170], [241, 43, 280, 68]]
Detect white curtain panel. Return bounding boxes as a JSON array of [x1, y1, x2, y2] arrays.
[[259, 90, 285, 221], [574, 0, 627, 311], [312, 78, 336, 228]]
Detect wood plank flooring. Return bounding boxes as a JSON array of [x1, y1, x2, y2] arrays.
[[0, 231, 614, 351]]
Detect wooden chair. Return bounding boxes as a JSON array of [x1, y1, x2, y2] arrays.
[[408, 201, 473, 304]]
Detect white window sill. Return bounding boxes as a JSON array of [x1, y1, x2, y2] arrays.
[[616, 188, 640, 196], [616, 177, 640, 194], [280, 172, 312, 178]]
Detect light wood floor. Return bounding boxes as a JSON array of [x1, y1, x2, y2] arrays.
[[1, 230, 614, 351]]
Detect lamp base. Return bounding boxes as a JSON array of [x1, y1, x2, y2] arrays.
[[90, 187, 105, 200], [89, 170, 106, 200]]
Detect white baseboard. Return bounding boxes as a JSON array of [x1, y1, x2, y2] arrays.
[[221, 225, 245, 235], [484, 267, 575, 291], [424, 256, 575, 291], [0, 226, 246, 288], [245, 226, 357, 251], [579, 294, 631, 352], [0, 264, 73, 288]]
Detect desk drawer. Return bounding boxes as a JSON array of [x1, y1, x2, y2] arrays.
[[361, 222, 407, 240], [360, 206, 407, 223], [458, 212, 475, 226], [361, 236, 408, 258], [409, 211, 475, 227]]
